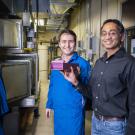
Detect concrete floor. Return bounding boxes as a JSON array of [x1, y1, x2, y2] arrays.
[[25, 81, 91, 135], [34, 82, 54, 135]]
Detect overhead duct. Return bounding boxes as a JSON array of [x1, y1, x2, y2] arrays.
[[0, 0, 50, 20], [50, 0, 76, 14], [0, 0, 78, 32], [45, 0, 77, 31], [13, 0, 50, 13]]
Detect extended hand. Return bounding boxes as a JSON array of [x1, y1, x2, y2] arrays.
[[46, 108, 51, 119], [63, 66, 80, 86]]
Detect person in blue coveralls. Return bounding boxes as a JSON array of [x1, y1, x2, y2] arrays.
[[46, 29, 91, 135], [0, 74, 9, 135]]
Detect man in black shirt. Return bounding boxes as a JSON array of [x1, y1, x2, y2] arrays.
[[64, 19, 135, 135]]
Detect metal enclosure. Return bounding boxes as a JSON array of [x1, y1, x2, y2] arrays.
[[1, 52, 39, 98], [1, 59, 32, 102], [0, 19, 23, 51]]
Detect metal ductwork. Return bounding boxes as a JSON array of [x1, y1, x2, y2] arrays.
[[45, 0, 77, 31], [50, 0, 76, 15], [0, 0, 78, 32]]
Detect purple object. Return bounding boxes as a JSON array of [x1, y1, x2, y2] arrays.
[[51, 60, 64, 70], [50, 60, 79, 76]]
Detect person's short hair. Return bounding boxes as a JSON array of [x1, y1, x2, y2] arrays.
[[101, 19, 125, 34], [58, 29, 77, 43]]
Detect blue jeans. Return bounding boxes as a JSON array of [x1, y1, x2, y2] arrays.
[[91, 113, 127, 135]]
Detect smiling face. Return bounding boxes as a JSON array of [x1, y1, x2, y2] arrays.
[[101, 22, 124, 53], [59, 33, 76, 57]]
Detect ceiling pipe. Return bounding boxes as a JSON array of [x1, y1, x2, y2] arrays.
[[35, 0, 39, 40], [24, 0, 30, 12]]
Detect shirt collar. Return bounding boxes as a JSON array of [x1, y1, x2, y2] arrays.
[[102, 47, 126, 61], [68, 52, 79, 63]]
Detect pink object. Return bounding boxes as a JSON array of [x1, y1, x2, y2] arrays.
[[50, 60, 64, 70]]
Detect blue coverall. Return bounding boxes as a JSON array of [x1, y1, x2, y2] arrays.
[[46, 52, 91, 135], [0, 77, 9, 135]]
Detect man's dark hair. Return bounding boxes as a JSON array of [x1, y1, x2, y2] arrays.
[[58, 29, 77, 43], [101, 19, 125, 34]]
